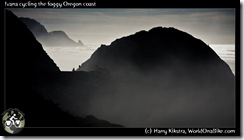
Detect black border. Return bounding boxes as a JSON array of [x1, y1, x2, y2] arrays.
[[2, 0, 241, 136]]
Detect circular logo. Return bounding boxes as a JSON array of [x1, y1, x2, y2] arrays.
[[2, 108, 25, 134]]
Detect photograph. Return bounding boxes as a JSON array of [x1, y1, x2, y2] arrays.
[[1, 0, 240, 136]]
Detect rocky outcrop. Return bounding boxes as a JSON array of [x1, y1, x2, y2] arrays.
[[78, 40, 84, 46], [76, 27, 235, 127]]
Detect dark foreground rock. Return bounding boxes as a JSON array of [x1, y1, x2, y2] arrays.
[[5, 10, 122, 128]]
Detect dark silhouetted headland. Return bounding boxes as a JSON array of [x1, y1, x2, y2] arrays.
[[5, 10, 122, 128], [20, 17, 84, 47], [77, 27, 235, 127]]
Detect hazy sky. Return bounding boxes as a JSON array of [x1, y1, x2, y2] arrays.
[[10, 8, 235, 45]]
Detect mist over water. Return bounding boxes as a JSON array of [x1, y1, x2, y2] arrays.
[[42, 45, 99, 71], [43, 44, 235, 75]]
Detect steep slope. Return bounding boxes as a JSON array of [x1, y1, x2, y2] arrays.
[[18, 17, 48, 37], [7, 15, 60, 72], [76, 27, 235, 127], [20, 17, 84, 47], [4, 10, 121, 131]]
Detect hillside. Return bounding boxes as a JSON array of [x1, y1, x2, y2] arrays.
[[20, 17, 84, 47]]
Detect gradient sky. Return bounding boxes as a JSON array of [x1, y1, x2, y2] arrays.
[[10, 8, 235, 45]]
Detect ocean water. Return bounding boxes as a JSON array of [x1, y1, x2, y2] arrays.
[[43, 44, 235, 75], [43, 45, 98, 71]]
